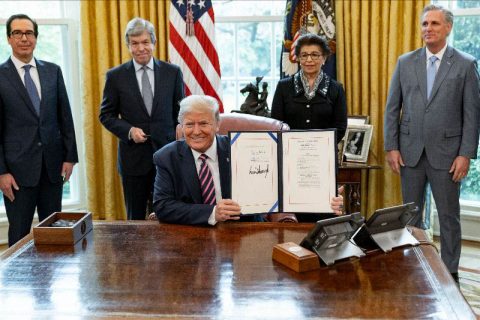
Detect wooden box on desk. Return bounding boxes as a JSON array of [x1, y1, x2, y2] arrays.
[[33, 212, 93, 245], [272, 242, 320, 272]]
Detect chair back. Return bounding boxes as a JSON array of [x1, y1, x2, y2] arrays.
[[176, 113, 290, 140]]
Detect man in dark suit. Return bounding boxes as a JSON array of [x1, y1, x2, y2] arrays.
[[0, 14, 78, 246], [100, 17, 184, 220], [153, 95, 345, 225], [384, 5, 480, 281]]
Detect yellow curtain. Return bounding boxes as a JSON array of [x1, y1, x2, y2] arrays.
[[336, 0, 429, 215], [80, 0, 169, 220]]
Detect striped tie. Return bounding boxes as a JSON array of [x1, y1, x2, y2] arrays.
[[199, 154, 216, 205]]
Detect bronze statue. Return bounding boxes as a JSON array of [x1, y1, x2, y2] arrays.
[[233, 76, 270, 117]]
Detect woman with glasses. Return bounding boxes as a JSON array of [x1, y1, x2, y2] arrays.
[[271, 33, 347, 144]]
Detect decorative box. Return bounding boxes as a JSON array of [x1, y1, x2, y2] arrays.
[[272, 242, 320, 272], [33, 212, 93, 245]]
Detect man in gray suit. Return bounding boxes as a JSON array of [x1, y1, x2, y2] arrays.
[[0, 14, 78, 246], [384, 4, 480, 282]]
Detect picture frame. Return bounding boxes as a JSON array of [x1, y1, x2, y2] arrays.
[[342, 124, 373, 163], [347, 115, 370, 126]]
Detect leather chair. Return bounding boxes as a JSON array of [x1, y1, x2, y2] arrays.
[[176, 112, 290, 139], [176, 112, 297, 223]]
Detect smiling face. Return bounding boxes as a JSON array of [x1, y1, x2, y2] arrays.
[[298, 44, 325, 78], [128, 31, 154, 65], [182, 109, 219, 153], [421, 9, 452, 53], [8, 19, 37, 63]]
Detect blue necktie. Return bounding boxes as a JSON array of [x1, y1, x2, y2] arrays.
[[427, 56, 438, 99], [23, 65, 41, 115]]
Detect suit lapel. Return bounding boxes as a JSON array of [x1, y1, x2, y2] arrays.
[[427, 46, 454, 107], [3, 59, 39, 117], [415, 48, 428, 108], [151, 59, 162, 116], [217, 136, 231, 199], [179, 141, 203, 203], [126, 60, 150, 117]]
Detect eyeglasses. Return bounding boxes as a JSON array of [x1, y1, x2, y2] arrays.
[[298, 52, 323, 61], [10, 30, 36, 40], [183, 121, 213, 129]]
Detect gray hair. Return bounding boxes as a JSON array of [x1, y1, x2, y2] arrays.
[[125, 17, 156, 45], [422, 4, 454, 26], [178, 95, 220, 124]]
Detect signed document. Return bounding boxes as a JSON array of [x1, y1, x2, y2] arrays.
[[230, 130, 336, 215], [230, 132, 279, 214]]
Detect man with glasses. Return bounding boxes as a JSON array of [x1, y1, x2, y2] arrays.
[[100, 17, 184, 220], [0, 14, 78, 246]]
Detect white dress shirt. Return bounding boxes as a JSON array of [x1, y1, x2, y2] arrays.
[[191, 137, 222, 225], [10, 55, 42, 99], [426, 43, 448, 72], [132, 57, 155, 96]]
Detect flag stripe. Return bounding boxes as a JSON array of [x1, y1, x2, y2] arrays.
[[169, 0, 223, 112]]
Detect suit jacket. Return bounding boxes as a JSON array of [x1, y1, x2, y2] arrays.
[[0, 58, 78, 186], [384, 46, 480, 169], [99, 59, 184, 176], [152, 135, 231, 225], [271, 71, 347, 143]]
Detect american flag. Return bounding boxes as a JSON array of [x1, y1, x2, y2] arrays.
[[169, 0, 223, 111]]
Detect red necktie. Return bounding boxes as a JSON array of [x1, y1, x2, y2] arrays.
[[199, 154, 216, 205]]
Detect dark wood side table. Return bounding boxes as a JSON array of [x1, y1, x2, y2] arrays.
[[338, 152, 381, 216]]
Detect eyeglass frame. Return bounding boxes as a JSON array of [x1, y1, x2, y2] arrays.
[[10, 30, 37, 40], [298, 52, 324, 61]]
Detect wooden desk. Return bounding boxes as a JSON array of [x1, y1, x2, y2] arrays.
[[339, 153, 381, 216], [0, 222, 474, 319]]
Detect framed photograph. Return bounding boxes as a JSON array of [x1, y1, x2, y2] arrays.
[[343, 124, 373, 163], [347, 115, 370, 126]]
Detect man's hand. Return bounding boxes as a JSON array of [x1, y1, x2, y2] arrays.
[[386, 150, 404, 174], [215, 199, 241, 222], [331, 185, 345, 215], [0, 173, 19, 202], [62, 162, 75, 183], [130, 127, 148, 143], [450, 156, 470, 183]]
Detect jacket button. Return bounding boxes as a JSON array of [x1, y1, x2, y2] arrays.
[[38, 142, 42, 146], [306, 104, 310, 108], [306, 119, 310, 123]]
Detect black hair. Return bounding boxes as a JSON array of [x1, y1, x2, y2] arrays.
[[6, 14, 38, 38]]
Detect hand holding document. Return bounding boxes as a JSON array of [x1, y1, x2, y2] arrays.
[[230, 130, 337, 215]]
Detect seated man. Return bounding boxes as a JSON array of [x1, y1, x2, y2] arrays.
[[153, 95, 344, 225]]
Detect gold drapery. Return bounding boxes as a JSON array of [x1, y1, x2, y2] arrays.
[[80, 1, 169, 219], [336, 0, 429, 215]]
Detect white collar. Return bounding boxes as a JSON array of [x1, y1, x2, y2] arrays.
[[133, 57, 154, 72], [10, 55, 36, 70], [191, 136, 218, 163], [426, 43, 448, 62]]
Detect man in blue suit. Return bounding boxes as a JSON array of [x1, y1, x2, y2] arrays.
[[100, 17, 184, 220], [0, 14, 78, 246], [384, 5, 480, 282], [153, 95, 345, 225]]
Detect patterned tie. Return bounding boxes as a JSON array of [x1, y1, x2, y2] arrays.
[[427, 55, 438, 99], [141, 66, 153, 115], [199, 154, 216, 205], [23, 65, 41, 115]]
